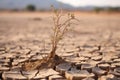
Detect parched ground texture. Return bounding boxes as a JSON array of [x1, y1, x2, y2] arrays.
[[0, 12, 120, 80]]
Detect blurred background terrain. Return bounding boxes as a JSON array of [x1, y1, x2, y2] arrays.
[[0, 0, 120, 54], [0, 0, 120, 12]]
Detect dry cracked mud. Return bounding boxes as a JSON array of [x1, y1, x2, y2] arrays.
[[0, 12, 120, 80]]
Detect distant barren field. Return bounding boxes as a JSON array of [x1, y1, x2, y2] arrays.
[[0, 12, 120, 46], [0, 12, 120, 80]]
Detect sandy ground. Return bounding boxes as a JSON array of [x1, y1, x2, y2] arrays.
[[0, 12, 120, 79]]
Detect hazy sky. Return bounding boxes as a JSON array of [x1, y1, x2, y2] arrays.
[[57, 0, 120, 7]]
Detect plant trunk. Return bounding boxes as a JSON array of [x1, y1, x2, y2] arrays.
[[48, 46, 57, 59]]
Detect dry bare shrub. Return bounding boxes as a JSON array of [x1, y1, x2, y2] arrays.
[[48, 6, 78, 59], [21, 7, 79, 71]]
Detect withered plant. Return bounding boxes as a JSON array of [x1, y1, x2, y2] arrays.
[[21, 7, 78, 71]]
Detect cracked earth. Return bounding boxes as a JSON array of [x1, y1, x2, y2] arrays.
[[0, 12, 120, 80]]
